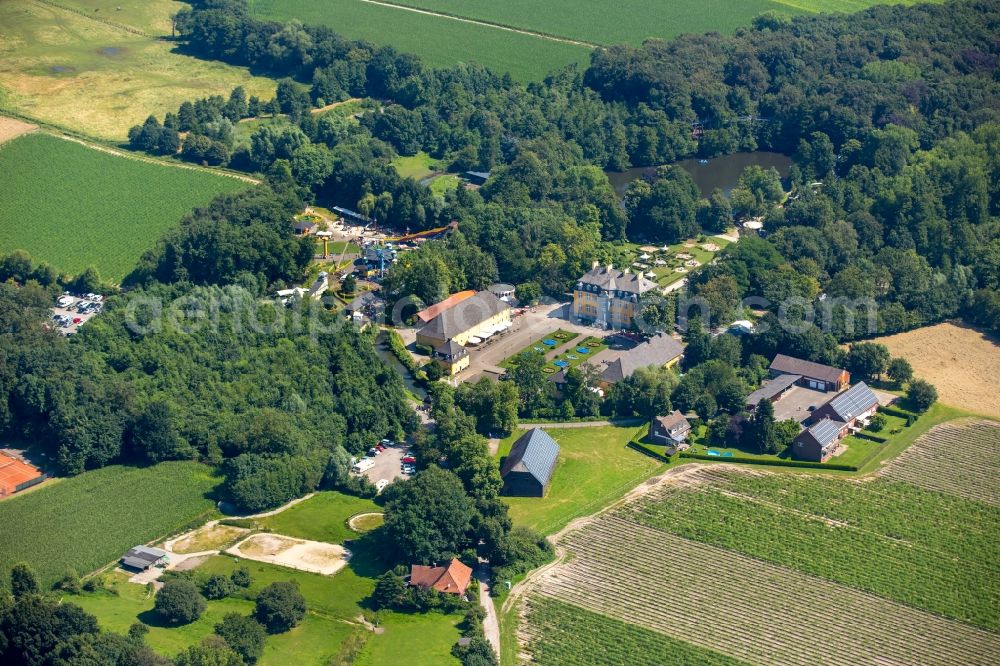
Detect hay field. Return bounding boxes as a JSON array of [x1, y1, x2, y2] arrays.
[[0, 1, 275, 140], [872, 322, 1000, 417]]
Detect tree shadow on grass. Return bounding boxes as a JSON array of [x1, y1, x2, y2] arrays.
[[136, 609, 189, 629]]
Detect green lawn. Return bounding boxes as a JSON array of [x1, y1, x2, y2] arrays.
[[429, 173, 461, 196], [260, 491, 381, 544], [545, 335, 608, 373], [390, 151, 442, 180], [497, 424, 664, 535], [355, 611, 463, 666], [498, 329, 582, 370], [0, 461, 218, 589], [0, 133, 252, 280]]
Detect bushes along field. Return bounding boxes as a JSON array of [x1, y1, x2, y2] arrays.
[[0, 133, 251, 280], [0, 461, 218, 588]]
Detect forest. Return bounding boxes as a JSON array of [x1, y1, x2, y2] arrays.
[[134, 0, 1000, 338]]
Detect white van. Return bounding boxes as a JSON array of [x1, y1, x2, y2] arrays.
[[352, 458, 375, 474]]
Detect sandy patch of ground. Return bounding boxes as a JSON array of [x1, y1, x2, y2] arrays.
[[227, 533, 350, 576], [0, 116, 36, 143], [172, 554, 211, 572], [872, 322, 1000, 417], [348, 512, 384, 532], [170, 524, 250, 554]]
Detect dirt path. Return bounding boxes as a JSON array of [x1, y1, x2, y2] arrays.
[[51, 132, 262, 184], [477, 562, 501, 656], [0, 116, 38, 144], [358, 0, 597, 48], [311, 98, 363, 114]]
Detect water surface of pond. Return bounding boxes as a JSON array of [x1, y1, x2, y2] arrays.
[[607, 151, 792, 198]]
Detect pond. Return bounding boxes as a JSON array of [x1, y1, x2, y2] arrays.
[[607, 151, 793, 198]]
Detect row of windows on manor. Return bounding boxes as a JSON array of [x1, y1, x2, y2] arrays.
[[575, 283, 641, 303]]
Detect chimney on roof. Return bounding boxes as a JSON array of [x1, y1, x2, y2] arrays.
[[606, 263, 613, 272], [623, 267, 629, 275], [592, 260, 599, 269]]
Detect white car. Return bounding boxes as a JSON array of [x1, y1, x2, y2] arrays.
[[57, 295, 74, 307], [375, 479, 390, 493]]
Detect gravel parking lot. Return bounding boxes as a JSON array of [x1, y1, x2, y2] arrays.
[[360, 444, 410, 488], [50, 294, 102, 336]]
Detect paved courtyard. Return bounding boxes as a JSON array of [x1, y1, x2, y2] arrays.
[[773, 386, 831, 424]]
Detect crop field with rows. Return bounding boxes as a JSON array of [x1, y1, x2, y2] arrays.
[[0, 461, 218, 588], [0, 133, 251, 280], [250, 0, 944, 81], [621, 467, 1000, 630], [529, 513, 1000, 665], [878, 419, 1000, 506], [521, 596, 746, 665]]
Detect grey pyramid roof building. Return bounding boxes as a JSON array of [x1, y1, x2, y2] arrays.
[[501, 428, 560, 497]]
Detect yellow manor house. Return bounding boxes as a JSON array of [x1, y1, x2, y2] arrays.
[[572, 263, 658, 329]]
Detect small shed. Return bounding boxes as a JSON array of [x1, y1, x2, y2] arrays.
[[501, 428, 559, 497], [121, 545, 167, 571]]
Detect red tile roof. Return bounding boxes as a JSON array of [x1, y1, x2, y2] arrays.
[[415, 291, 476, 323], [410, 558, 473, 596]]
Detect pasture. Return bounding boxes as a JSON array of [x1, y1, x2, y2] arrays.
[[259, 491, 381, 544], [872, 322, 1000, 418], [0, 461, 218, 589], [0, 0, 275, 140], [497, 423, 663, 535], [0, 132, 251, 280]]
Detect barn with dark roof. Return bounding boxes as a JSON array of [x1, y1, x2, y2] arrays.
[[500, 428, 560, 497]]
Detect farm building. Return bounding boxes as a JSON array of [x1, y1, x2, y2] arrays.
[[120, 545, 168, 571], [0, 453, 46, 497], [501, 428, 560, 497], [769, 354, 850, 392], [415, 291, 511, 349], [410, 558, 473, 596], [649, 411, 691, 449], [572, 262, 658, 329], [415, 290, 476, 323], [746, 373, 801, 409], [793, 419, 849, 462], [433, 339, 469, 376], [464, 171, 491, 185], [810, 381, 879, 429]]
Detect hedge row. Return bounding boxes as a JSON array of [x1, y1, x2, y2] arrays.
[[628, 441, 674, 464], [679, 451, 859, 472], [853, 432, 889, 443], [880, 405, 918, 420]]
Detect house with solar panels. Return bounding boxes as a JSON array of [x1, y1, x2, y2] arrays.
[[810, 381, 880, 431], [792, 382, 881, 461], [500, 428, 560, 497], [793, 419, 849, 462]]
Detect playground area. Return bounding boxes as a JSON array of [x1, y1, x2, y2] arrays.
[[226, 533, 350, 576]]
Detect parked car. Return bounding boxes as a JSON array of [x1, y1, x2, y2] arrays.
[[375, 444, 385, 452], [375, 479, 390, 493], [380, 438, 394, 447], [368, 448, 378, 457], [401, 456, 416, 464], [73, 317, 82, 324]]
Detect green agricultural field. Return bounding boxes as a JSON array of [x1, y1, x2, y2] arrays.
[[497, 423, 663, 535], [260, 491, 381, 544], [0, 461, 218, 589], [248, 0, 940, 81], [247, 0, 592, 82], [628, 468, 1000, 630], [522, 596, 747, 665], [0, 0, 275, 140], [0, 133, 252, 280]]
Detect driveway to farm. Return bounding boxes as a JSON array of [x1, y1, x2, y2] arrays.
[[477, 561, 501, 656]]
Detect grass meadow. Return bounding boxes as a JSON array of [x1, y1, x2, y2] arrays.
[[260, 491, 381, 544], [497, 423, 663, 535], [0, 0, 275, 140], [0, 461, 219, 589], [0, 133, 251, 280]]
